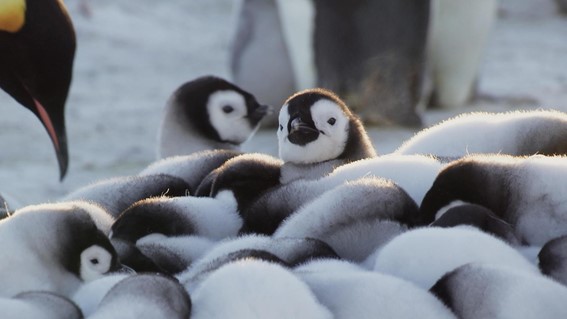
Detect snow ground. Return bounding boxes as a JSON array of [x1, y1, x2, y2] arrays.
[[0, 0, 566, 206]]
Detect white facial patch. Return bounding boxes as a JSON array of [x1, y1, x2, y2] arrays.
[[278, 100, 349, 164], [207, 90, 255, 144], [80, 245, 113, 282]]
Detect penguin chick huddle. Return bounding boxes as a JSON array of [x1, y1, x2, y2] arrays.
[[3, 75, 567, 318]]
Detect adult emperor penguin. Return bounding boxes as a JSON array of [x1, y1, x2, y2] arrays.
[[277, 88, 376, 183], [0, 0, 76, 179], [308, 0, 430, 126], [229, 0, 295, 126], [157, 76, 271, 158], [0, 202, 122, 297], [426, 0, 498, 108]]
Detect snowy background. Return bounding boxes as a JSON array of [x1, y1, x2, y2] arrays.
[[0, 0, 566, 206]]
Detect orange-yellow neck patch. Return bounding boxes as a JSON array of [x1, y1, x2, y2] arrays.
[[0, 0, 26, 32]]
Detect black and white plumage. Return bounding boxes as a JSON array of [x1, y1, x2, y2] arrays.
[[193, 153, 285, 234], [190, 260, 333, 319], [431, 203, 521, 246], [88, 274, 192, 319], [538, 235, 567, 286], [243, 154, 443, 234], [178, 235, 338, 292], [139, 149, 241, 194], [61, 174, 191, 217], [307, 0, 429, 127], [296, 264, 457, 319], [431, 263, 567, 319], [0, 202, 121, 297], [157, 76, 271, 158], [0, 291, 83, 319], [229, 0, 295, 126], [195, 153, 282, 203], [110, 195, 241, 243], [277, 88, 376, 179], [273, 177, 419, 262], [426, 0, 497, 109], [373, 226, 538, 289], [129, 235, 217, 275], [395, 110, 567, 157], [420, 154, 567, 245], [0, 0, 76, 179]]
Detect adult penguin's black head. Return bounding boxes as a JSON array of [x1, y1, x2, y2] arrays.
[[0, 0, 76, 180]]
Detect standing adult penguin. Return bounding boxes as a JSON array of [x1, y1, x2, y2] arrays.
[[229, 0, 295, 126], [277, 88, 376, 183], [426, 0, 498, 108], [0, 0, 76, 179], [157, 76, 271, 158], [306, 0, 430, 126]]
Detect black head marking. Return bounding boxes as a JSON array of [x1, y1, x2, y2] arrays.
[[284, 88, 353, 147], [138, 244, 188, 275], [284, 88, 376, 159], [111, 197, 196, 243], [539, 235, 567, 279], [58, 210, 119, 278], [272, 237, 340, 267], [110, 238, 167, 274], [431, 204, 520, 245], [173, 76, 266, 142], [429, 268, 459, 311], [420, 158, 509, 224], [209, 155, 282, 211]]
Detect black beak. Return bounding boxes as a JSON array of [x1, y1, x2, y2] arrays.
[[287, 117, 320, 146], [0, 0, 75, 180]]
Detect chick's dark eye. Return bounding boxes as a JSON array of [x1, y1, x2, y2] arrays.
[[279, 124, 283, 131], [222, 105, 234, 114], [327, 117, 336, 125]]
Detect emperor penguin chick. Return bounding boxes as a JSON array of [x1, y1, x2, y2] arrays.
[[158, 76, 271, 158]]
